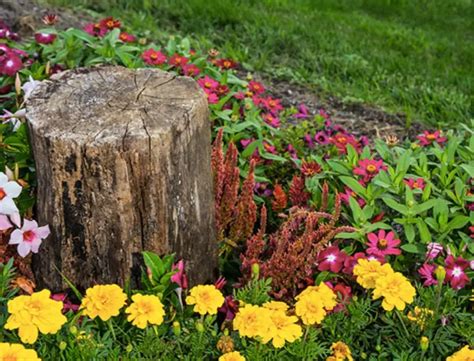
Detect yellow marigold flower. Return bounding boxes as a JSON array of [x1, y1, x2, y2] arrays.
[[185, 285, 225, 315], [263, 301, 289, 312], [326, 341, 353, 361], [407, 307, 433, 329], [296, 283, 337, 311], [0, 342, 41, 360], [446, 345, 474, 361], [219, 351, 246, 361], [125, 294, 165, 329], [373, 272, 416, 311], [261, 309, 302, 348], [295, 291, 327, 325], [233, 304, 273, 338], [353, 259, 394, 289], [5, 289, 67, 344], [80, 284, 127, 321]]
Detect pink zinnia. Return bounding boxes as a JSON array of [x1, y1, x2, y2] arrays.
[[340, 187, 366, 208], [445, 255, 470, 290], [197, 76, 219, 92], [330, 133, 361, 154], [168, 53, 189, 68], [317, 246, 346, 273], [353, 159, 387, 183], [366, 230, 401, 258], [119, 32, 136, 43], [248, 80, 265, 95], [206, 92, 219, 104], [83, 23, 107, 37], [263, 113, 280, 128], [314, 131, 330, 145], [182, 63, 200, 77], [418, 263, 438, 286], [404, 177, 425, 190], [9, 219, 50, 257], [417, 130, 447, 147], [34, 32, 57, 44], [261, 97, 284, 114], [141, 49, 167, 66]]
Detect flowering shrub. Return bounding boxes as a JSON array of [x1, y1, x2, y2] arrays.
[[0, 15, 472, 360]]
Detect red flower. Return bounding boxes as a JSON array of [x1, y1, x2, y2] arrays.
[[119, 32, 136, 43], [469, 226, 474, 238], [248, 81, 265, 95], [182, 63, 200, 77], [353, 159, 387, 183], [417, 130, 447, 147], [404, 177, 425, 190], [99, 17, 121, 30], [445, 255, 470, 290], [168, 53, 189, 68], [34, 33, 56, 44], [141, 49, 167, 66], [326, 282, 352, 312], [0, 53, 22, 77], [366, 230, 401, 258], [262, 113, 280, 128], [342, 252, 366, 274], [216, 84, 229, 96], [218, 295, 239, 321], [317, 246, 347, 273], [214, 276, 227, 290], [42, 14, 59, 26], [214, 58, 237, 70], [261, 97, 284, 114], [197, 76, 219, 92], [300, 160, 321, 177], [83, 23, 107, 37], [418, 263, 438, 287], [51, 293, 80, 313], [330, 133, 360, 154], [289, 175, 309, 206], [271, 184, 287, 211]]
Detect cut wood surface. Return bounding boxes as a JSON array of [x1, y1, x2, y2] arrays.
[[26, 66, 216, 291]]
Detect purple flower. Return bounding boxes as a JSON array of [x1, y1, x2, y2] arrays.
[[303, 134, 314, 148], [314, 131, 330, 145], [293, 104, 309, 119], [34, 33, 57, 44]]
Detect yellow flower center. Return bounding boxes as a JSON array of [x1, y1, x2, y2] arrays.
[[366, 164, 377, 173], [378, 238, 388, 249], [426, 134, 436, 140], [150, 53, 158, 60]]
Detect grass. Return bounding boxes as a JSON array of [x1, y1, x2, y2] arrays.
[[46, 0, 473, 126]]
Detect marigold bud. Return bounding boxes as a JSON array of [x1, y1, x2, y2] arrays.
[[69, 326, 78, 335], [59, 341, 67, 351], [126, 344, 133, 353], [172, 321, 181, 336], [195, 320, 205, 333], [420, 336, 429, 351], [217, 335, 234, 353], [435, 266, 446, 283]]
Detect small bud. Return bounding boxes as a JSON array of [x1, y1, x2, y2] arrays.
[[126, 344, 133, 353], [251, 263, 260, 278], [195, 320, 204, 333], [15, 73, 21, 96], [407, 200, 414, 207], [69, 326, 78, 335], [435, 266, 446, 283], [45, 61, 51, 76], [138, 38, 147, 46], [420, 336, 429, 351], [361, 352, 367, 359], [375, 344, 381, 352], [59, 341, 67, 351], [172, 321, 181, 336]]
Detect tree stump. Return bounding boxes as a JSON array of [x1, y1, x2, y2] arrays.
[[26, 66, 216, 291]]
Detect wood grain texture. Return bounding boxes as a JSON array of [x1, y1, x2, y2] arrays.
[[26, 66, 217, 291]]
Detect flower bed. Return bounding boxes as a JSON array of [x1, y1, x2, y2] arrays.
[[0, 16, 472, 360]]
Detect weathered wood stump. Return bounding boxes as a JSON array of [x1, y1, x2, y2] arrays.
[[26, 66, 216, 291]]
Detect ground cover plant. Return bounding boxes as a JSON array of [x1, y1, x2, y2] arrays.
[[0, 11, 473, 361]]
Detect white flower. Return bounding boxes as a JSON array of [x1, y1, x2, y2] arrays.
[[0, 172, 22, 215], [22, 76, 40, 101], [9, 219, 50, 257]]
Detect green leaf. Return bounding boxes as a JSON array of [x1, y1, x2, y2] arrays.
[[447, 215, 469, 231], [339, 176, 367, 198], [143, 251, 165, 280], [401, 244, 425, 254], [404, 223, 415, 242], [413, 199, 437, 215], [416, 219, 432, 243], [382, 197, 409, 215]]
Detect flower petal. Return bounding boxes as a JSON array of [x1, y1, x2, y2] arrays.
[[3, 181, 22, 198], [8, 229, 23, 244]]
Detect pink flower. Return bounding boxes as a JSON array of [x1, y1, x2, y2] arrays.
[[293, 104, 309, 119], [141, 49, 167, 66], [51, 293, 80, 313], [286, 144, 298, 159], [9, 219, 50, 257], [469, 226, 474, 239], [330, 133, 361, 154], [353, 159, 387, 183], [197, 76, 219, 92], [317, 246, 347, 273], [83, 23, 107, 37], [0, 214, 12, 230], [340, 187, 366, 208], [326, 282, 352, 312], [418, 263, 438, 286], [0, 172, 22, 215], [417, 130, 447, 147], [214, 58, 237, 70], [263, 113, 280, 128], [182, 63, 200, 77], [366, 230, 401, 258], [34, 33, 57, 44], [445, 255, 470, 290], [263, 142, 277, 154], [0, 53, 22, 77], [168, 53, 189, 68], [206, 92, 219, 104], [426, 242, 443, 260], [342, 252, 366, 274], [240, 138, 254, 148], [119, 32, 136, 43], [218, 295, 239, 321], [214, 276, 227, 290], [171, 260, 188, 289], [99, 17, 121, 30], [404, 177, 425, 190], [261, 97, 284, 114], [314, 131, 330, 145], [248, 81, 265, 95]]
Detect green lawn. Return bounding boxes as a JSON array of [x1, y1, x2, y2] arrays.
[[46, 0, 473, 126]]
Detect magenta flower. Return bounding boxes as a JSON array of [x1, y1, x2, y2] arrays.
[[417, 130, 447, 147], [340, 187, 366, 208], [198, 76, 219, 92], [254, 182, 272, 197], [263, 142, 277, 154], [263, 113, 280, 128], [34, 33, 57, 44], [330, 133, 361, 154], [182, 64, 200, 77], [51, 293, 80, 313], [426, 242, 443, 260], [445, 255, 470, 290], [353, 159, 387, 183], [218, 295, 239, 321], [342, 252, 366, 274], [314, 131, 330, 145], [317, 246, 347, 273], [0, 52, 22, 77], [168, 53, 189, 68], [366, 230, 401, 258], [9, 219, 50, 257], [214, 276, 227, 290], [248, 81, 265, 95], [286, 144, 298, 159], [418, 263, 438, 286], [119, 32, 136, 43], [171, 259, 188, 289], [261, 97, 284, 114], [0, 172, 22, 215], [141, 49, 167, 66], [404, 177, 425, 190], [83, 23, 107, 37], [206, 92, 219, 104], [293, 104, 309, 119], [303, 134, 314, 148]]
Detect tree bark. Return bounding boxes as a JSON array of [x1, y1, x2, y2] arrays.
[[26, 66, 216, 291]]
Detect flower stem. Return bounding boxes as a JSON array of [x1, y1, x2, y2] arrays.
[[395, 309, 409, 338]]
